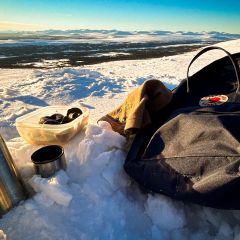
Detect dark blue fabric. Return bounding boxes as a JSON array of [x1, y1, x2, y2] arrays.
[[125, 50, 240, 209]]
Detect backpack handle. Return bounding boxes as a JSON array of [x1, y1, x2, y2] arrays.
[[186, 46, 240, 96]]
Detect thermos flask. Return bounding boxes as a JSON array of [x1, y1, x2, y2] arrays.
[[0, 134, 27, 216]]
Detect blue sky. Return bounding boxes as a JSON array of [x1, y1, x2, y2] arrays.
[[0, 0, 240, 33]]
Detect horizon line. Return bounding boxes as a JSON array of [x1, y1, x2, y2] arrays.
[[0, 28, 240, 35], [0, 21, 240, 35]]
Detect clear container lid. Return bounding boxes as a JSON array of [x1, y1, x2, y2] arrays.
[[16, 106, 88, 130]]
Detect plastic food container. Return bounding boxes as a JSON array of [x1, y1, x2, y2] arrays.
[[16, 106, 89, 145]]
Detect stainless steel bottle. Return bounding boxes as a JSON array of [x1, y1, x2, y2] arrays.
[[0, 134, 27, 216]]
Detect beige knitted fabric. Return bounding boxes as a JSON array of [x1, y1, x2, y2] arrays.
[[99, 79, 173, 135]]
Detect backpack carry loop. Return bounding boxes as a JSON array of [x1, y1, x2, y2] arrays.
[[186, 46, 240, 98]]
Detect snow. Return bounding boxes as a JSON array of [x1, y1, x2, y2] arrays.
[[0, 30, 239, 46], [16, 59, 71, 68], [0, 39, 240, 239], [29, 171, 72, 207], [88, 52, 132, 57]]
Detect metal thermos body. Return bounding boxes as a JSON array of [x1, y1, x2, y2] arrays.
[[0, 135, 27, 216]]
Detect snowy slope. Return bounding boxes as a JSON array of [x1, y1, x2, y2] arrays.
[[0, 39, 240, 240]]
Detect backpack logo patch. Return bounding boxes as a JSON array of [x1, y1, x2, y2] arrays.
[[199, 95, 228, 106]]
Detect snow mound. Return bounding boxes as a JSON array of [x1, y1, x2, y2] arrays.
[[1, 123, 240, 240], [29, 171, 72, 207]]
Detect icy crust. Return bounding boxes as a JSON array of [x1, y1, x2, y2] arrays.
[[29, 171, 72, 207], [1, 123, 240, 240]]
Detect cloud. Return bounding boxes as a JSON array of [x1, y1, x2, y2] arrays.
[[0, 21, 46, 31]]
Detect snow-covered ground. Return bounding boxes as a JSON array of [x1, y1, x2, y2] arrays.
[[0, 39, 240, 240]]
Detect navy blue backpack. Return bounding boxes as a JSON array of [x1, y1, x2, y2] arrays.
[[124, 46, 240, 209]]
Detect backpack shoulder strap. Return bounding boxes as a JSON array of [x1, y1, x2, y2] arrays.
[[187, 46, 240, 99]]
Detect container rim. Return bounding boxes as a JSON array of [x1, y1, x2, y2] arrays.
[[31, 145, 64, 164], [15, 105, 89, 128]]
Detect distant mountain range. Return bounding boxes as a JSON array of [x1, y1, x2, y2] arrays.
[[0, 29, 239, 42], [1, 29, 239, 69]]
